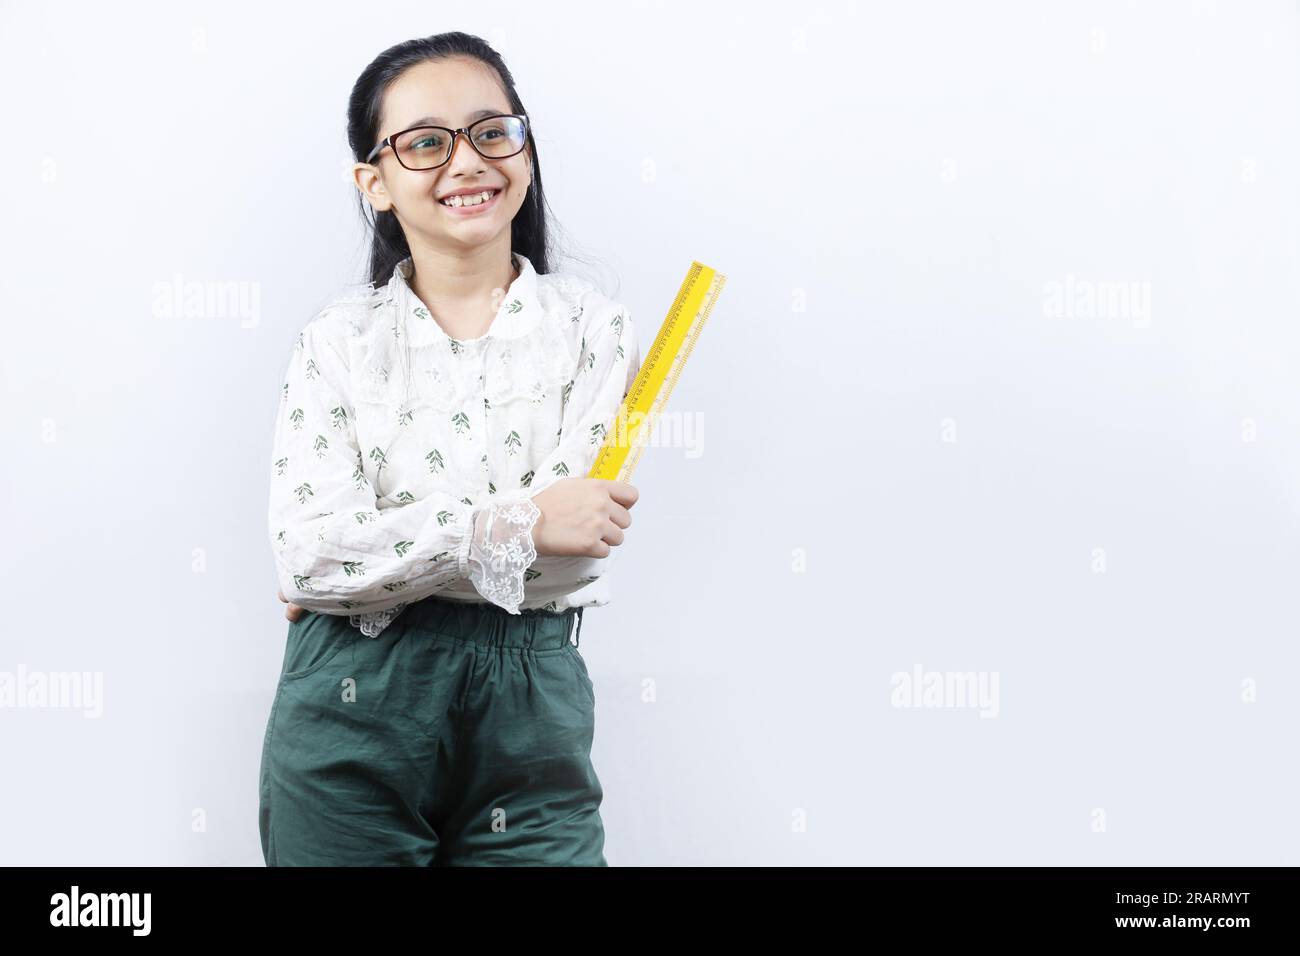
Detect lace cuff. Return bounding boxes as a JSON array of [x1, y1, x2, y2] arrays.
[[465, 497, 541, 613]]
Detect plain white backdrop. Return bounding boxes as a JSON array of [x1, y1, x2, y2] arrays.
[[1, 0, 1297, 865]]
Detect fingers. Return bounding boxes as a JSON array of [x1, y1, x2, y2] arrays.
[[600, 517, 626, 548], [278, 589, 305, 622], [608, 500, 632, 529], [603, 480, 639, 509]]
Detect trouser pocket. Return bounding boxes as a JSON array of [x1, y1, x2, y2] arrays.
[[279, 611, 362, 682]]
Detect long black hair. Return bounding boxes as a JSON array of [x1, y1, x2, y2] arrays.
[[347, 32, 552, 287]]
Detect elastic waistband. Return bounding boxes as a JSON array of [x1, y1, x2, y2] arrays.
[[401, 594, 584, 651]]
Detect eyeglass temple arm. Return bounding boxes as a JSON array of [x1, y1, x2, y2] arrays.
[[364, 138, 389, 164]]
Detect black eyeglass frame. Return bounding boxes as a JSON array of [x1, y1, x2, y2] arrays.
[[364, 113, 530, 169]]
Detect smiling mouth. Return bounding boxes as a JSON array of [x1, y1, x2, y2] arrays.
[[439, 188, 501, 208]]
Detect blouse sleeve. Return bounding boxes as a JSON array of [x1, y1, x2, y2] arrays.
[[267, 316, 541, 625], [491, 293, 641, 599]]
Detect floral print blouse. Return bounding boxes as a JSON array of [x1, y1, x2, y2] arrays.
[[267, 252, 640, 639]]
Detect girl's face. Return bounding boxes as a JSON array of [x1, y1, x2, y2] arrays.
[[357, 56, 531, 254]]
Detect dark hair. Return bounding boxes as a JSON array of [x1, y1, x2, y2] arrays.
[[347, 33, 552, 287]]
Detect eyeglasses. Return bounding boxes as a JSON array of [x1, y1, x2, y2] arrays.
[[365, 113, 529, 170]]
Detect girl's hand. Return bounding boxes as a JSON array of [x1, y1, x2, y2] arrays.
[[277, 588, 307, 623], [530, 478, 638, 558]]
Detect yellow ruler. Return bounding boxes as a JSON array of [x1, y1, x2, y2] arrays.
[[588, 261, 726, 482]]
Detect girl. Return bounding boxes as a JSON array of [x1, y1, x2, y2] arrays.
[[258, 32, 641, 866]]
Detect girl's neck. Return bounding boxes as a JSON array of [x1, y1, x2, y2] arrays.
[[407, 245, 519, 340]]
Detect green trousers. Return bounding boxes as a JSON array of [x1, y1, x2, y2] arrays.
[[258, 596, 605, 866]]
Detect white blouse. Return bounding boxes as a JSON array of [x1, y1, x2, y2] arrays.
[[267, 252, 640, 639]]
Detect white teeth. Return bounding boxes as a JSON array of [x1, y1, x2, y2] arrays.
[[441, 189, 497, 207]]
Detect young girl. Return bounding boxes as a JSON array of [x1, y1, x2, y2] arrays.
[[259, 32, 641, 866]]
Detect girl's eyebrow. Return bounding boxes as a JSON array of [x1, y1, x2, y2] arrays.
[[404, 107, 507, 128]]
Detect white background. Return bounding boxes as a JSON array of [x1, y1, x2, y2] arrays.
[[1, 0, 1297, 865]]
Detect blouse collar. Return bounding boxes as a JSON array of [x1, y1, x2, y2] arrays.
[[387, 252, 543, 348]]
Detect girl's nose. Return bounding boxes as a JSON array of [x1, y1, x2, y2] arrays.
[[445, 131, 487, 170]]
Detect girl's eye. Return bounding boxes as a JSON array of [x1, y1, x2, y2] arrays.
[[411, 136, 441, 150], [475, 129, 504, 143]]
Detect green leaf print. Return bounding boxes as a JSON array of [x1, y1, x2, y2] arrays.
[[589, 422, 606, 445], [369, 447, 388, 469], [452, 412, 470, 434], [353, 511, 376, 525], [617, 344, 624, 360], [450, 338, 464, 355], [413, 306, 431, 320], [340, 600, 361, 610], [351, 464, 366, 491], [506, 298, 523, 314], [394, 540, 414, 556], [561, 380, 573, 411], [274, 457, 288, 476], [293, 575, 312, 591], [520, 470, 535, 487], [542, 600, 558, 611], [488, 481, 496, 495], [382, 581, 408, 592], [524, 567, 542, 582], [329, 405, 348, 430], [578, 575, 601, 586], [313, 435, 328, 458], [586, 350, 597, 371], [431, 551, 452, 562], [436, 510, 455, 526], [341, 561, 365, 577], [426, 448, 445, 473], [505, 430, 521, 455], [305, 358, 319, 380], [484, 396, 491, 411], [460, 496, 473, 506], [396, 407, 413, 427], [552, 462, 569, 477], [294, 482, 314, 504], [610, 313, 623, 335], [289, 407, 304, 430], [395, 491, 415, 503]]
